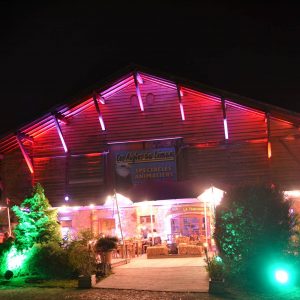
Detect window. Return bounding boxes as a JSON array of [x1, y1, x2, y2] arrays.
[[146, 93, 155, 106], [140, 215, 155, 224], [130, 95, 139, 107]]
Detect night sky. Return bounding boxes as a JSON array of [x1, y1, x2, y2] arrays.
[[1, 2, 300, 136]]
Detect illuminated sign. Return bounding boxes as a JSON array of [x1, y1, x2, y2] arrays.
[[115, 148, 177, 187]]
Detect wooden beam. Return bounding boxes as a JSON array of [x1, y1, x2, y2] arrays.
[[93, 92, 106, 131], [15, 133, 34, 174], [17, 132, 34, 143], [133, 72, 144, 112], [52, 114, 68, 153], [55, 112, 68, 124]]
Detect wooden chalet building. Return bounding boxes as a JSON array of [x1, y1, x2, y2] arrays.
[[1, 66, 300, 244]]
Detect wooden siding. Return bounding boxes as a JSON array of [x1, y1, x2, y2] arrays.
[[2, 150, 32, 204], [226, 103, 266, 141], [62, 104, 106, 154], [33, 156, 66, 205], [68, 154, 106, 205], [271, 138, 300, 188], [180, 90, 224, 143], [1, 71, 300, 206]]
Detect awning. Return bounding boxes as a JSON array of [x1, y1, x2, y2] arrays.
[[120, 179, 227, 202]]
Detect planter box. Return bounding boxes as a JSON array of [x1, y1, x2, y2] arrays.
[[209, 278, 225, 294], [78, 274, 96, 288]]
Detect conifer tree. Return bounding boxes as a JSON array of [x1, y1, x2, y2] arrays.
[[12, 183, 61, 250]]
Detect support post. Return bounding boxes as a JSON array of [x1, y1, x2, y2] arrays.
[[16, 133, 34, 174], [93, 92, 106, 131], [114, 190, 125, 257], [52, 114, 68, 153], [150, 203, 154, 246]]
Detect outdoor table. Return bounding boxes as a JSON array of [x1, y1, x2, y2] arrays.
[[146, 245, 168, 258], [178, 244, 203, 255]]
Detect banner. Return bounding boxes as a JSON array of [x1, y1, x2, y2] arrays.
[[115, 148, 177, 190]]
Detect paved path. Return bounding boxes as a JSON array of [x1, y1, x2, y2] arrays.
[[95, 255, 209, 292]]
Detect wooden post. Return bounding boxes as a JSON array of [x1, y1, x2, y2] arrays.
[[114, 190, 125, 257]]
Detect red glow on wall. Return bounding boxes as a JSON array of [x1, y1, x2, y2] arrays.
[[268, 141, 272, 159]]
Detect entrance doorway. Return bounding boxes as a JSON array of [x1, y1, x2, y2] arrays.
[[170, 214, 207, 239]]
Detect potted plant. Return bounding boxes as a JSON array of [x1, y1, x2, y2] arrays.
[[204, 249, 225, 294], [68, 239, 97, 288], [95, 236, 118, 274]]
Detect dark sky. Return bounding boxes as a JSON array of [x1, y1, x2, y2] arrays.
[[1, 1, 300, 136]]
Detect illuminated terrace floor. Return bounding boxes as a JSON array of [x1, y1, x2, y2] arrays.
[[96, 254, 208, 292]]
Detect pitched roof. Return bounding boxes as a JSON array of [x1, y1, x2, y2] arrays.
[[1, 64, 300, 153]]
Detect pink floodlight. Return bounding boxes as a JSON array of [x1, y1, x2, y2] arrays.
[[16, 135, 34, 174], [136, 72, 143, 84], [179, 102, 185, 121], [134, 73, 144, 112], [268, 141, 272, 158], [99, 116, 106, 131], [223, 119, 229, 140], [53, 115, 68, 153]]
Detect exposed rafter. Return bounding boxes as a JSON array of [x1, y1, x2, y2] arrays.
[[15, 133, 34, 174], [17, 132, 34, 143], [93, 92, 106, 131], [52, 114, 68, 153], [133, 72, 144, 112], [55, 112, 68, 124]]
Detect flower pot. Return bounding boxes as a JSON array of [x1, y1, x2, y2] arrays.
[[100, 250, 113, 264], [209, 278, 225, 294], [78, 274, 96, 288]]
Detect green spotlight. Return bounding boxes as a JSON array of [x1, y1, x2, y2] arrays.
[[275, 269, 289, 284]]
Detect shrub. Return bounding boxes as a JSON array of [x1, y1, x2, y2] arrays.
[[215, 184, 297, 287], [28, 242, 73, 279], [67, 229, 97, 276], [205, 254, 225, 281]]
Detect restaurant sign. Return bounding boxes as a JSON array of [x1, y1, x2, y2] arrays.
[[115, 148, 177, 185]]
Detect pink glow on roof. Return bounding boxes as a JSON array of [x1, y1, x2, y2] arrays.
[[101, 76, 134, 99], [181, 87, 221, 103], [226, 100, 265, 116], [136, 72, 143, 84], [139, 73, 177, 89]]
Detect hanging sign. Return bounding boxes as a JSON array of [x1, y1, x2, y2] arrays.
[[115, 148, 177, 187]]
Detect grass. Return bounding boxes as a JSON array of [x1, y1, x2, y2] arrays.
[[0, 277, 78, 288]]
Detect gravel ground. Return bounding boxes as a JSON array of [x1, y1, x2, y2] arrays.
[[0, 287, 223, 300], [1, 286, 300, 300]]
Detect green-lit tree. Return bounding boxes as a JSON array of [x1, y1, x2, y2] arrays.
[[12, 183, 61, 250], [214, 184, 298, 287]]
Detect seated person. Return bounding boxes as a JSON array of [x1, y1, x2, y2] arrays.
[[147, 229, 161, 245]]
